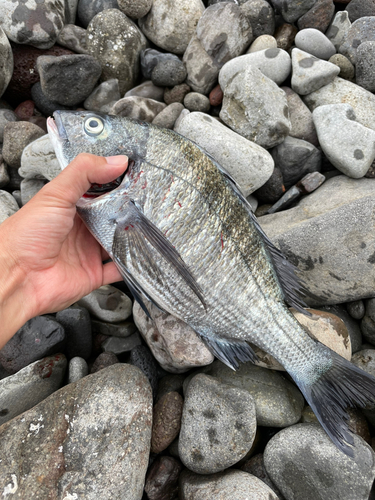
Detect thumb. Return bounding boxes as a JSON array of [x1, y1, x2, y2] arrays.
[[43, 153, 128, 207]]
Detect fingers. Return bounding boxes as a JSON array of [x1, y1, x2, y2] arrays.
[[102, 261, 123, 286], [43, 153, 128, 207]]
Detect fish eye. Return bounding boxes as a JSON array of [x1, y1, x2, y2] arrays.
[[84, 117, 104, 136]]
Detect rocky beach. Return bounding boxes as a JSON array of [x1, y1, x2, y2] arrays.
[[1, 0, 375, 498]]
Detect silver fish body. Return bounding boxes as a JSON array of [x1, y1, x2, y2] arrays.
[[48, 110, 375, 456]]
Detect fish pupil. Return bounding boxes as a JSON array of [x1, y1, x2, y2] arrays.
[[89, 120, 98, 128]]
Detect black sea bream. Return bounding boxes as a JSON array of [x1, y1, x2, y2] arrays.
[[48, 110, 375, 457]]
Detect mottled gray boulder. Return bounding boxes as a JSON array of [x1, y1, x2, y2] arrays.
[[180, 469, 279, 500], [295, 28, 336, 60], [110, 96, 166, 121], [2, 121, 45, 169], [0, 354, 67, 425], [84, 79, 121, 112], [339, 16, 375, 64], [86, 9, 148, 94], [259, 175, 375, 305], [219, 65, 291, 148], [264, 424, 375, 500], [78, 285, 132, 323], [0, 26, 13, 98], [56, 24, 88, 54], [0, 190, 18, 223], [183, 34, 220, 95], [270, 0, 317, 23], [19, 134, 60, 182], [282, 87, 318, 145], [326, 11, 351, 51], [174, 111, 274, 196], [291, 48, 339, 95], [179, 374, 256, 474], [0, 364, 153, 499], [356, 41, 375, 93], [240, 0, 275, 39], [138, 0, 204, 55]]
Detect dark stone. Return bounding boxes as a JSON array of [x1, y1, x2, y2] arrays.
[[156, 374, 185, 403], [346, 0, 375, 23], [145, 456, 182, 500], [240, 0, 275, 39], [56, 306, 92, 360], [346, 300, 365, 320], [130, 344, 159, 398], [274, 23, 298, 51], [141, 48, 182, 80], [2, 120, 45, 168], [164, 83, 191, 105], [31, 82, 72, 116], [151, 59, 187, 88], [90, 352, 119, 373], [267, 185, 301, 214], [14, 100, 35, 120], [254, 166, 285, 204], [241, 453, 285, 499], [151, 391, 184, 454], [77, 0, 119, 28], [297, 0, 335, 32]]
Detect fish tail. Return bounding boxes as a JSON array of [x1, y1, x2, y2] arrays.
[[290, 348, 375, 457]]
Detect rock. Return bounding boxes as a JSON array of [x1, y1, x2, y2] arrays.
[[0, 316, 66, 375], [183, 3, 253, 94], [156, 374, 185, 402], [356, 41, 375, 93], [86, 9, 147, 94], [151, 391, 183, 453], [152, 102, 185, 129], [31, 81, 72, 116], [254, 166, 284, 204], [0, 161, 9, 189], [0, 364, 152, 499], [346, 0, 375, 23], [271, 135, 321, 188], [2, 121, 45, 169], [102, 332, 142, 354], [291, 48, 340, 95], [313, 103, 375, 178], [274, 23, 298, 51], [0, 354, 66, 426], [209, 84, 223, 106], [0, 26, 13, 99], [133, 301, 214, 373], [270, 0, 316, 23], [179, 374, 256, 474], [347, 300, 365, 320], [164, 83, 191, 105], [247, 34, 277, 54], [7, 168, 23, 191], [14, 99, 34, 120], [84, 79, 121, 112], [0, 190, 18, 223], [296, 171, 325, 193], [77, 0, 119, 28], [282, 86, 318, 146], [90, 351, 119, 373], [240, 0, 275, 39], [125, 80, 164, 102], [129, 344, 160, 397], [326, 10, 351, 51], [0, 0, 65, 49], [56, 24, 88, 54], [297, 0, 335, 33], [19, 134, 60, 182], [264, 423, 375, 500], [55, 306, 92, 360], [295, 28, 336, 60], [110, 96, 166, 121], [361, 298, 375, 345], [118, 0, 152, 18], [320, 304, 363, 354], [183, 93, 210, 112], [145, 456, 182, 500], [240, 453, 284, 499], [138, 0, 204, 55], [0, 109, 18, 142], [68, 356, 88, 383], [259, 175, 375, 305], [219, 65, 291, 149], [266, 185, 302, 214], [140, 48, 180, 80], [352, 349, 375, 378], [175, 111, 274, 196], [328, 53, 355, 81], [179, 469, 279, 499], [78, 285, 132, 323], [64, 0, 79, 24], [91, 319, 137, 337], [339, 17, 375, 65], [151, 59, 187, 88], [20, 177, 46, 204]]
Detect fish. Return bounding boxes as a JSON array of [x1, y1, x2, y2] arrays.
[[47, 110, 375, 457]]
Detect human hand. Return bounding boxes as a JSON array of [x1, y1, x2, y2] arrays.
[[0, 153, 128, 348]]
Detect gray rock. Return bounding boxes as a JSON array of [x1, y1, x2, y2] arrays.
[[174, 111, 274, 196], [0, 354, 67, 426], [19, 134, 60, 181], [264, 423, 375, 500], [328, 53, 355, 81], [90, 351, 119, 373], [68, 356, 88, 383], [0, 316, 66, 375], [313, 103, 375, 178], [345, 0, 375, 23], [0, 364, 152, 499], [102, 332, 142, 354], [183, 92, 210, 112], [56, 24, 88, 54], [360, 298, 375, 345], [296, 0, 335, 33], [180, 469, 279, 500], [78, 285, 132, 323], [138, 0, 205, 55], [347, 300, 365, 320], [0, 0, 65, 49], [86, 9, 147, 94], [0, 109, 18, 142], [291, 48, 340, 95], [266, 185, 302, 214], [110, 96, 166, 121], [247, 34, 277, 53], [77, 0, 119, 28], [151, 59, 187, 87], [118, 0, 152, 18], [125, 80, 164, 102], [56, 306, 92, 360], [64, 0, 79, 25], [91, 318, 137, 337], [352, 350, 375, 378], [133, 300, 214, 373], [270, 0, 317, 24], [240, 0, 275, 39], [0, 190, 18, 223], [129, 344, 160, 397], [241, 453, 284, 499], [0, 159, 9, 188], [179, 374, 257, 474], [339, 16, 375, 65], [145, 456, 181, 500], [271, 136, 321, 188], [152, 103, 185, 129], [20, 177, 46, 204], [326, 10, 351, 51], [0, 26, 13, 98], [84, 79, 121, 112], [303, 77, 375, 132], [31, 81, 73, 116], [356, 41, 375, 93], [282, 86, 318, 146], [140, 48, 181, 80], [295, 28, 336, 60], [183, 34, 220, 95], [11, 190, 21, 207], [320, 304, 363, 354], [2, 121, 45, 169], [259, 175, 375, 305], [219, 65, 291, 149]]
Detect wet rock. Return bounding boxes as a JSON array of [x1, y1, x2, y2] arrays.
[[68, 356, 88, 383], [152, 102, 185, 129], [282, 86, 318, 145], [0, 109, 18, 142], [0, 190, 19, 223], [297, 0, 335, 33], [145, 456, 182, 500], [356, 41, 375, 93], [295, 28, 336, 60], [55, 306, 92, 360], [84, 79, 121, 112], [19, 134, 60, 182], [110, 96, 166, 121], [56, 24, 88, 54], [0, 27, 13, 99], [291, 48, 340, 95], [326, 11, 351, 51], [151, 391, 184, 454], [78, 285, 132, 323], [2, 121, 45, 169], [101, 332, 142, 354], [77, 0, 119, 28], [164, 83, 191, 105], [339, 17, 375, 65], [125, 80, 164, 102], [90, 351, 119, 373], [118, 0, 152, 18], [240, 0, 275, 39]]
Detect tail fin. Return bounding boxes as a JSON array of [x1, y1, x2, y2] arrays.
[[292, 350, 375, 457]]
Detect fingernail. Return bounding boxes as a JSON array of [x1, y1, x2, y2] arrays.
[[105, 155, 128, 165]]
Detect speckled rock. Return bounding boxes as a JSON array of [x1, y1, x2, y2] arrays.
[[274, 23, 298, 51], [77, 0, 119, 28], [345, 0, 375, 23], [247, 34, 277, 53], [0, 364, 153, 499], [240, 0, 275, 39], [326, 11, 351, 51], [118, 0, 152, 18], [86, 9, 148, 94], [68, 356, 88, 383], [297, 0, 335, 33], [152, 102, 185, 129], [356, 41, 375, 93], [2, 121, 45, 169], [0, 109, 18, 142], [129, 344, 160, 397], [0, 190, 19, 223], [84, 79, 121, 112], [282, 86, 318, 145], [347, 300, 366, 321], [0, 27, 13, 98], [328, 54, 355, 81], [125, 80, 164, 102], [339, 17, 375, 65], [164, 83, 191, 105], [179, 374, 257, 474], [78, 285, 132, 323], [291, 48, 340, 95], [138, 0, 205, 55], [145, 456, 182, 500], [19, 134, 60, 182], [183, 92, 210, 112], [151, 58, 187, 87], [56, 24, 88, 54], [110, 96, 166, 121], [151, 391, 184, 453]]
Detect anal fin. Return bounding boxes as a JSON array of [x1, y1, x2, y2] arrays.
[[199, 334, 258, 370]]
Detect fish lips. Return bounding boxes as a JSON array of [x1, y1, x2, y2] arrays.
[[52, 110, 68, 142]]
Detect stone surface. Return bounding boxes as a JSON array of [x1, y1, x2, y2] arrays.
[[129, 344, 160, 397], [91, 319, 137, 338], [361, 298, 375, 345], [0, 190, 19, 223], [247, 34, 277, 53], [0, 364, 152, 499], [346, 0, 375, 23], [356, 41, 375, 93], [110, 96, 166, 121], [140, 48, 180, 80], [291, 48, 340, 95], [320, 304, 363, 354], [86, 9, 148, 94], [19, 134, 60, 181], [84, 79, 121, 112], [56, 24, 88, 54], [152, 102, 185, 129], [125, 80, 164, 102], [78, 285, 132, 323], [90, 351, 119, 373], [347, 300, 365, 320], [339, 17, 375, 65], [2, 121, 45, 169], [151, 391, 184, 454], [264, 423, 375, 500], [118, 0, 152, 18], [0, 109, 18, 142], [254, 166, 285, 204], [77, 0, 119, 28], [313, 103, 375, 178], [164, 83, 191, 105], [183, 92, 210, 112], [0, 160, 9, 189], [31, 81, 72, 116], [219, 65, 291, 149], [266, 185, 302, 214], [102, 332, 142, 354], [55, 305, 92, 360], [282, 86, 318, 145], [145, 456, 182, 500], [151, 59, 187, 88], [274, 23, 298, 51], [0, 354, 67, 425], [68, 356, 88, 383], [133, 301, 213, 373], [297, 0, 335, 33], [326, 10, 351, 51], [259, 175, 375, 305], [179, 374, 256, 474], [271, 0, 317, 23], [295, 28, 336, 60], [0, 26, 13, 99], [138, 0, 205, 55], [240, 0, 275, 39], [328, 53, 355, 81], [240, 453, 284, 499]]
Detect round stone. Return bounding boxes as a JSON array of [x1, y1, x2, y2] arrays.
[[328, 54, 355, 80], [2, 121, 45, 169], [151, 391, 184, 453], [151, 59, 187, 87], [295, 28, 336, 60], [183, 92, 210, 112], [117, 0, 152, 18]]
